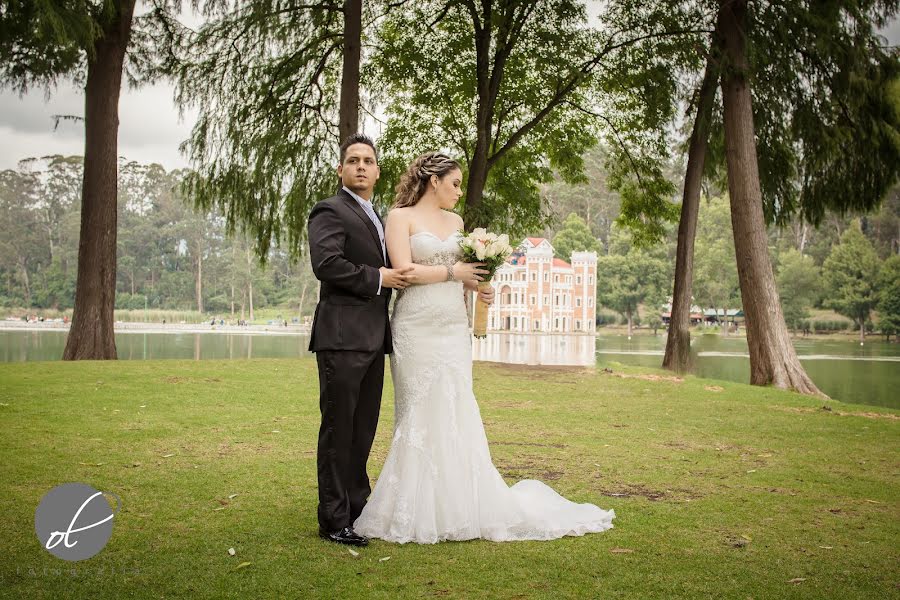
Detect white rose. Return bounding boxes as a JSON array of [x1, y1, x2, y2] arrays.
[[472, 227, 487, 238], [474, 239, 487, 260]]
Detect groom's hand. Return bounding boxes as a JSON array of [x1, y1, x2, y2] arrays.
[[380, 266, 413, 289]]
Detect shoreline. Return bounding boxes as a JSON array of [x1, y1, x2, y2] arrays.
[[1, 319, 891, 343], [0, 320, 311, 336]]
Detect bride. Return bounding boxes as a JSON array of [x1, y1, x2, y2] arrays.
[[353, 151, 615, 543]]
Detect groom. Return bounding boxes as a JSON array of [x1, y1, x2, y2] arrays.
[[307, 134, 411, 547]]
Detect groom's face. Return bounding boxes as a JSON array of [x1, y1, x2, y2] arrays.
[[338, 143, 380, 198]]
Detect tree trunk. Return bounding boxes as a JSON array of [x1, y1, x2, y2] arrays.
[[18, 256, 31, 306], [195, 239, 203, 314], [663, 50, 719, 373], [463, 24, 494, 229], [298, 280, 309, 321], [338, 0, 362, 141], [246, 247, 254, 322], [63, 0, 136, 360], [718, 0, 825, 396], [230, 245, 235, 316], [464, 144, 490, 228]]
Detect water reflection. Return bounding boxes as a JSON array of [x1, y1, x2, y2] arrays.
[[1, 329, 896, 408], [472, 333, 596, 366]]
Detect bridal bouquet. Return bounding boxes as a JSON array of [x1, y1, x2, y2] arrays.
[[458, 228, 514, 338]]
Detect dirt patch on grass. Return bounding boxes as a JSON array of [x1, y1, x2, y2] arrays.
[[493, 441, 568, 449], [481, 363, 595, 380], [163, 376, 223, 384], [497, 461, 565, 481], [773, 405, 900, 421], [597, 483, 702, 502], [600, 369, 684, 383]]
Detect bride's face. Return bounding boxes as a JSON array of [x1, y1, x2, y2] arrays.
[[433, 168, 463, 210]]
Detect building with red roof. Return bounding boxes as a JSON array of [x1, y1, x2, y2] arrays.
[[487, 237, 597, 333]]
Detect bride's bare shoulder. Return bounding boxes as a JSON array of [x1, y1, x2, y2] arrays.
[[445, 210, 464, 229], [386, 207, 413, 222]]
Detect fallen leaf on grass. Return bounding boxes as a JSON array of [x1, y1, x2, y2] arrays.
[[228, 548, 235, 556], [757, 453, 773, 458], [818, 546, 833, 549], [348, 549, 359, 557], [161, 453, 175, 458], [746, 469, 757, 473], [610, 548, 633, 554], [78, 462, 105, 466], [270, 430, 280, 434], [864, 499, 881, 504], [787, 578, 806, 584], [235, 562, 251, 570], [704, 385, 724, 392], [379, 556, 391, 562], [213, 507, 226, 511], [228, 494, 238, 499]]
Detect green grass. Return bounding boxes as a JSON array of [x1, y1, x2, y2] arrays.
[[0, 358, 897, 599]]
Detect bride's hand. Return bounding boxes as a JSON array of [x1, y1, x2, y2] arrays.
[[453, 261, 489, 282], [477, 285, 495, 305]]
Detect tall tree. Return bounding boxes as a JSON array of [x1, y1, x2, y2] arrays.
[[373, 0, 703, 234], [552, 213, 602, 263], [663, 44, 720, 371], [174, 0, 365, 261], [877, 255, 900, 342], [717, 0, 823, 394], [823, 222, 882, 343], [0, 0, 185, 359], [654, 0, 898, 377], [776, 249, 822, 332]]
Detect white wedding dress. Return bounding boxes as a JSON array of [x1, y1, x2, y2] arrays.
[[353, 232, 615, 544]]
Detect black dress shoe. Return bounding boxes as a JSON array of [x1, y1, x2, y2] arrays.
[[319, 526, 369, 547]]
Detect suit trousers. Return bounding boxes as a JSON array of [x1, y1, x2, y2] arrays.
[[316, 349, 384, 532]]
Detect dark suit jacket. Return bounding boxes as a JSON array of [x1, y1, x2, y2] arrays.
[[307, 188, 392, 353]]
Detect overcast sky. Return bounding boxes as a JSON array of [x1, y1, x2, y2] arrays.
[[1, 9, 897, 173]]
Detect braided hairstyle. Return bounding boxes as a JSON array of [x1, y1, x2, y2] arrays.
[[393, 152, 461, 208]]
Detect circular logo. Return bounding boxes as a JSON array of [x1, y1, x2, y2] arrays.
[[34, 483, 120, 561]]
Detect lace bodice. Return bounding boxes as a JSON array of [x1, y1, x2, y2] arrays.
[[391, 232, 467, 330]]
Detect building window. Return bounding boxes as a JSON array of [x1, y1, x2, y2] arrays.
[[576, 298, 582, 307], [555, 318, 559, 329], [544, 272, 549, 282], [531, 272, 536, 282], [576, 320, 581, 329], [530, 295, 536, 305], [588, 275, 593, 285], [588, 297, 593, 307], [543, 295, 549, 304], [576, 275, 582, 284], [555, 275, 559, 283]]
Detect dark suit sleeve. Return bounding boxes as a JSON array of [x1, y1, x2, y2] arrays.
[[308, 202, 381, 298]]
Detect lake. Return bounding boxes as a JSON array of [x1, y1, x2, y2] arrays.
[[1, 328, 896, 409]]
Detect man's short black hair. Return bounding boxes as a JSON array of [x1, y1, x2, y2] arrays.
[[339, 133, 378, 164]]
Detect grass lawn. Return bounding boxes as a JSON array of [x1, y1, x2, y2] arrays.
[[0, 358, 897, 599]]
